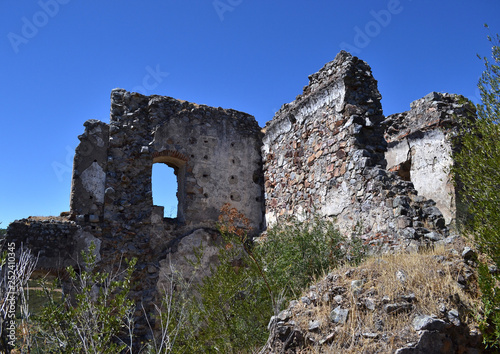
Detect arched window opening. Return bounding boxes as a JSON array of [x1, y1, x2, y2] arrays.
[[152, 163, 178, 218]]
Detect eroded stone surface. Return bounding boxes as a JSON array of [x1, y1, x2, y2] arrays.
[[385, 92, 476, 225], [262, 51, 462, 252], [80, 162, 106, 204]]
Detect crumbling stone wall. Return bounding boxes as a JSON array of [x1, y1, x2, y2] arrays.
[[8, 90, 264, 335], [262, 51, 452, 251], [9, 52, 473, 275], [384, 92, 476, 226], [70, 120, 109, 220], [5, 216, 99, 271], [6, 50, 478, 339], [71, 90, 264, 232], [263, 51, 385, 224]]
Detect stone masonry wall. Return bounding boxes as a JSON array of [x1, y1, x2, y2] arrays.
[[90, 89, 264, 234], [71, 89, 262, 335], [5, 216, 100, 271], [70, 120, 109, 219], [263, 51, 451, 251], [384, 92, 476, 226], [263, 51, 385, 225]]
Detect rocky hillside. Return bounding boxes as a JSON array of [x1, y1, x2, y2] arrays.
[[262, 236, 486, 353]]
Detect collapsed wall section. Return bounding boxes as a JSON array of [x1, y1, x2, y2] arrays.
[[384, 92, 476, 226], [262, 51, 449, 250]]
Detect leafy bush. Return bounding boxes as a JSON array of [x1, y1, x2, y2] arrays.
[[172, 204, 272, 353], [258, 216, 366, 299], [173, 205, 366, 353], [33, 243, 137, 353], [453, 26, 500, 350], [476, 263, 500, 350]]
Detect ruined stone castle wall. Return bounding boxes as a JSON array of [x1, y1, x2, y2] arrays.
[[384, 92, 476, 226], [263, 52, 385, 224], [6, 51, 478, 337], [9, 89, 264, 334], [5, 216, 100, 270], [69, 90, 263, 233], [263, 52, 450, 250]]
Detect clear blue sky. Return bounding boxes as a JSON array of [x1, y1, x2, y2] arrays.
[[1, 1, 499, 226]]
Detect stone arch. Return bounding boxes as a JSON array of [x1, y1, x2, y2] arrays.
[[152, 150, 189, 222]]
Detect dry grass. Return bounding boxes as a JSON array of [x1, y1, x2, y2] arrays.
[[284, 244, 482, 353]]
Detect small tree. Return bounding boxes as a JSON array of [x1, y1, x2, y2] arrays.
[[34, 243, 137, 353], [453, 26, 500, 349]]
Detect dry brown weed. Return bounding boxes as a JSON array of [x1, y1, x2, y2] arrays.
[[283, 244, 481, 353]]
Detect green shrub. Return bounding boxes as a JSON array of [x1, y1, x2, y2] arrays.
[[33, 243, 137, 353], [173, 206, 366, 353], [258, 216, 366, 299], [477, 263, 500, 350], [172, 204, 272, 353], [453, 26, 500, 350]]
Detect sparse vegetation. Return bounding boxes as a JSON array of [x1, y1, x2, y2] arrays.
[[167, 205, 367, 353], [172, 207, 272, 353], [0, 243, 137, 353], [0, 200, 490, 352], [259, 216, 366, 301], [33, 243, 137, 353], [453, 26, 500, 350], [271, 244, 482, 353], [0, 208, 366, 353]]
